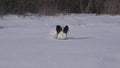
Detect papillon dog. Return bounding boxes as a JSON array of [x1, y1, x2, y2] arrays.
[[52, 25, 69, 40]]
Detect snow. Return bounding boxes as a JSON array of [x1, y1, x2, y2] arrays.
[[0, 14, 120, 68]]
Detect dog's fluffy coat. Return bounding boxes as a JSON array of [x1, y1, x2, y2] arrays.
[[51, 25, 69, 40]]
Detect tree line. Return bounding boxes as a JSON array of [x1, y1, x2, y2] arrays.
[[0, 0, 120, 15]]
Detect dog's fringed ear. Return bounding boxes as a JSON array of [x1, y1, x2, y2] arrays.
[[63, 25, 69, 34], [56, 25, 62, 34]]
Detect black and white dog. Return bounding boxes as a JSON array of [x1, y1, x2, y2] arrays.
[[52, 25, 69, 40]]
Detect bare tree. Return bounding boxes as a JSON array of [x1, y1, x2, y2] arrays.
[[103, 0, 120, 14], [85, 0, 93, 13], [0, 0, 120, 15]]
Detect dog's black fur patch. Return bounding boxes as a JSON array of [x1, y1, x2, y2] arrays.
[[56, 25, 69, 34], [63, 25, 69, 34], [56, 25, 62, 34]]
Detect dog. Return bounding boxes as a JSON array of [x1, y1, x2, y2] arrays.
[[52, 25, 69, 40]]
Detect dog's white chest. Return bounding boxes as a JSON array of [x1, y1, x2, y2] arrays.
[[51, 31, 67, 40], [57, 31, 67, 40]]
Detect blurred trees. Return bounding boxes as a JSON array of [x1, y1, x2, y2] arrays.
[[0, 0, 120, 15]]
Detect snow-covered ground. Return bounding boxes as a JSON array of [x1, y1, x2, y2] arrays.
[[0, 14, 120, 68]]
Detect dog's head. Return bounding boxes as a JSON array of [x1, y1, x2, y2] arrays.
[[56, 25, 69, 40]]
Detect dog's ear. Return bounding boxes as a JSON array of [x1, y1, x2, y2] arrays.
[[56, 25, 62, 34], [63, 25, 69, 34]]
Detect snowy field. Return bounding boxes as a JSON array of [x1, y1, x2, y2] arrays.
[[0, 14, 120, 68]]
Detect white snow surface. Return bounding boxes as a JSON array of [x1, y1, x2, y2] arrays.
[[0, 14, 120, 68]]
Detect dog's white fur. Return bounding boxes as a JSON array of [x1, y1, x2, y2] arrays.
[[57, 31, 67, 40], [51, 30, 67, 40], [51, 25, 69, 40]]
